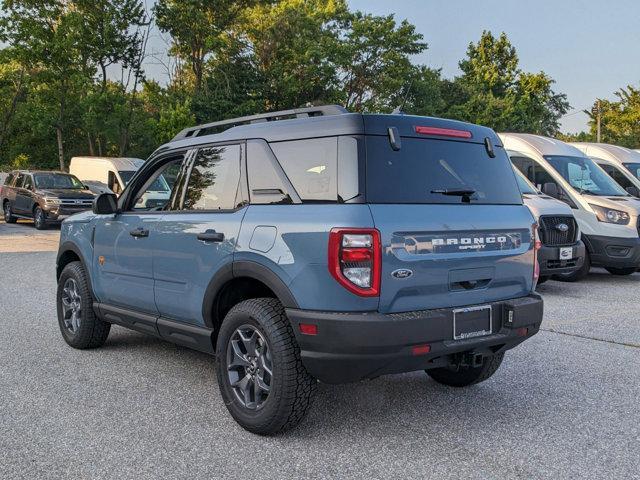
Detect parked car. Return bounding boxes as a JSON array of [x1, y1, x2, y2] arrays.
[[69, 156, 171, 208], [500, 133, 640, 280], [2, 170, 94, 229], [56, 106, 543, 434], [510, 161, 585, 283], [570, 143, 640, 197]]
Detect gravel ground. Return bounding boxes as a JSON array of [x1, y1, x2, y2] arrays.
[[1, 249, 639, 479]]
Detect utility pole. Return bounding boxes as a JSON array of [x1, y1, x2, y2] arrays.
[[596, 99, 601, 143]]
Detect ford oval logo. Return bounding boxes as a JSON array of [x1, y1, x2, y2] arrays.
[[556, 223, 569, 233], [391, 269, 413, 279]]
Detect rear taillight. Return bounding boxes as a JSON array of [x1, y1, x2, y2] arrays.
[[532, 223, 542, 288], [328, 228, 381, 297]]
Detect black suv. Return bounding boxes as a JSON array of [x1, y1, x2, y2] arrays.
[[2, 170, 94, 229]]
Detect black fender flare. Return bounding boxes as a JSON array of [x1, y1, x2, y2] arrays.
[[56, 241, 90, 280], [201, 260, 299, 328]]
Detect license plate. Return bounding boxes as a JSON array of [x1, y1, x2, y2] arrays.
[[453, 305, 492, 340], [559, 247, 573, 260]]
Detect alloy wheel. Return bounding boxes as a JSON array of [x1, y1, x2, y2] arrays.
[[226, 324, 273, 410], [35, 209, 44, 228], [61, 278, 82, 334], [4, 203, 10, 219]]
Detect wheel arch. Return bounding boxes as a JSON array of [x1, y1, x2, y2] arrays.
[[202, 260, 298, 333], [56, 242, 90, 281]]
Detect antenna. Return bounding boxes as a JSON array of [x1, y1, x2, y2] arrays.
[[392, 80, 414, 115]]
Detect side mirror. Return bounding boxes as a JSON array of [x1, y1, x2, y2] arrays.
[[542, 182, 560, 198], [626, 186, 640, 197], [93, 193, 118, 215]]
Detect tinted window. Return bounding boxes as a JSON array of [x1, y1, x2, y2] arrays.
[[599, 163, 634, 190], [34, 173, 83, 189], [545, 155, 628, 196], [624, 162, 640, 180], [14, 173, 25, 188], [366, 136, 522, 204], [511, 155, 559, 191], [247, 140, 292, 205], [130, 159, 182, 211], [270, 137, 337, 202], [183, 144, 242, 211], [514, 169, 539, 194], [22, 175, 33, 190], [4, 173, 15, 186]]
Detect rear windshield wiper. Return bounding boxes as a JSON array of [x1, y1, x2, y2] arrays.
[[431, 188, 477, 196]]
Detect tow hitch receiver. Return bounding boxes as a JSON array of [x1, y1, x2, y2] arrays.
[[455, 352, 484, 368]]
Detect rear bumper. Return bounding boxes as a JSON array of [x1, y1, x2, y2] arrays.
[[583, 234, 640, 269], [287, 294, 543, 384], [538, 240, 586, 276]]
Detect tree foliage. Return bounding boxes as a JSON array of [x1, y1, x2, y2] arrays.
[[0, 3, 578, 170]]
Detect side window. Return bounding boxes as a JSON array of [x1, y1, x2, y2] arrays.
[[22, 175, 33, 190], [247, 140, 292, 205], [604, 164, 634, 189], [129, 159, 183, 211], [510, 156, 535, 183], [183, 144, 242, 211], [108, 171, 122, 195], [269, 137, 338, 202], [14, 173, 25, 188], [5, 173, 15, 186]]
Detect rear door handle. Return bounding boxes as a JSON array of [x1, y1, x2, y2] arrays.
[[129, 227, 149, 238], [197, 230, 225, 242]]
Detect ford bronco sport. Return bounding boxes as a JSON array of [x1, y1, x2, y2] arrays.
[[55, 106, 543, 434]]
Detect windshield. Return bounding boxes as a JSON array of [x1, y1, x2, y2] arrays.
[[623, 163, 640, 180], [366, 137, 522, 204], [118, 170, 169, 192], [34, 173, 84, 190], [514, 169, 539, 195], [544, 155, 628, 196]]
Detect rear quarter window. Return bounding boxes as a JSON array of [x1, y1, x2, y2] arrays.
[[269, 137, 338, 201], [366, 136, 522, 205]]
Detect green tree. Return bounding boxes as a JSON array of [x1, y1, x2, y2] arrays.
[[584, 87, 640, 147]]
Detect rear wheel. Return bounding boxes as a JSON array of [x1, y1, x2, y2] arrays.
[[3, 201, 16, 223], [33, 206, 47, 230], [605, 267, 637, 276], [426, 352, 504, 387], [554, 250, 590, 282], [215, 298, 317, 435], [56, 261, 110, 349]]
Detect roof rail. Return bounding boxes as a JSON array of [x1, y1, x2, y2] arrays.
[[171, 105, 348, 142]]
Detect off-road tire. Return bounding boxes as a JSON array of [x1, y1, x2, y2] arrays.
[[605, 267, 637, 276], [554, 250, 590, 282], [3, 201, 16, 223], [426, 352, 505, 387], [33, 206, 47, 230], [56, 261, 110, 349], [536, 275, 550, 285], [215, 298, 317, 435]]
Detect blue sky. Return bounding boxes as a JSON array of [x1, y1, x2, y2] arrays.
[[143, 0, 640, 134], [347, 0, 640, 133]]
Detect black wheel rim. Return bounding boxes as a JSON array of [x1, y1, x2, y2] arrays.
[[226, 324, 272, 410], [61, 278, 82, 333]]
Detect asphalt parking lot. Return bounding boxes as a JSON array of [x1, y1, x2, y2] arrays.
[[1, 220, 639, 479]]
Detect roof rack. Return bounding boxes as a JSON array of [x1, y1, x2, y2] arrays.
[[171, 105, 348, 142]]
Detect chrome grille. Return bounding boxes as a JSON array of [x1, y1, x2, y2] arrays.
[[539, 216, 577, 246]]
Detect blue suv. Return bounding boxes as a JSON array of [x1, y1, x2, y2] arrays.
[[55, 106, 543, 434]]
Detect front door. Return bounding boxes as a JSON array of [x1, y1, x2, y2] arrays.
[[92, 157, 185, 315], [153, 143, 246, 325], [14, 174, 34, 214]]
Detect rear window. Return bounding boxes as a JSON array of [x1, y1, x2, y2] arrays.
[[366, 136, 522, 204]]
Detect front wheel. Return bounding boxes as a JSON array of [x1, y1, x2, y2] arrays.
[[215, 298, 317, 435], [605, 267, 637, 276], [33, 206, 47, 230], [57, 261, 110, 349], [426, 352, 504, 387], [3, 202, 16, 223]]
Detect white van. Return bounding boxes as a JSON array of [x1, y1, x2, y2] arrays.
[[510, 159, 585, 282], [69, 156, 171, 208], [500, 133, 640, 280], [570, 143, 640, 197]]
